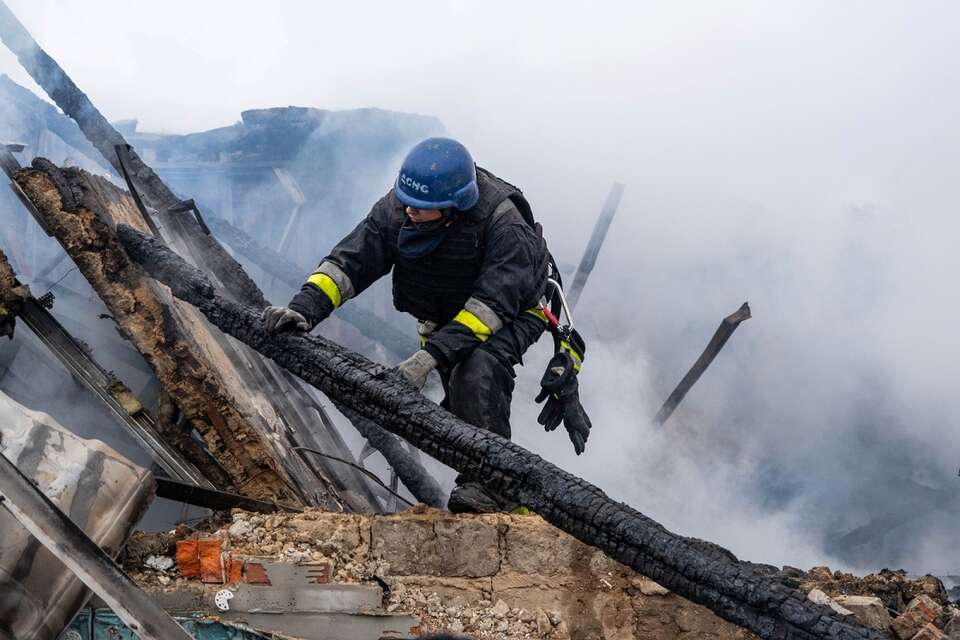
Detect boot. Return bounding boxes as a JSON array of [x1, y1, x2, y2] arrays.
[[447, 481, 502, 513]]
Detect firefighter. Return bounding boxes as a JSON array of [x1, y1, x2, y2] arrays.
[[263, 137, 590, 512]]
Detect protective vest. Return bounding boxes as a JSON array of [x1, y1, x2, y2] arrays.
[[391, 167, 540, 324]]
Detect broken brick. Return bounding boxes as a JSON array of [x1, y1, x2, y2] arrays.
[[245, 562, 271, 585], [175, 540, 200, 578], [198, 538, 223, 584], [227, 558, 244, 584], [305, 562, 331, 585], [913, 623, 947, 640], [894, 608, 938, 640]]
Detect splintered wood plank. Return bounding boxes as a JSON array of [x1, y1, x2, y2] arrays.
[[15, 162, 306, 505]]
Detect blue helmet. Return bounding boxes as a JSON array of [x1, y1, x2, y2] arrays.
[[395, 137, 479, 211]]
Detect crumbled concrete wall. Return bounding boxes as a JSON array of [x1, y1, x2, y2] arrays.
[[128, 507, 759, 640]]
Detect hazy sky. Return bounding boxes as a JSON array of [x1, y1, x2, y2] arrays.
[[3, 1, 959, 573]]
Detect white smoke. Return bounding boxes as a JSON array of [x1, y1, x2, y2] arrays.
[[3, 0, 959, 574]]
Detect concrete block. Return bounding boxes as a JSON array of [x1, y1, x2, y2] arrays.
[[433, 517, 500, 577], [593, 591, 637, 640], [226, 582, 382, 614], [503, 515, 587, 575], [834, 595, 893, 631], [491, 573, 583, 614], [258, 562, 333, 586], [371, 515, 499, 577], [218, 611, 420, 639], [371, 517, 439, 575]]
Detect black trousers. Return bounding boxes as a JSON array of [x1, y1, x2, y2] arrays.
[[439, 313, 546, 440]]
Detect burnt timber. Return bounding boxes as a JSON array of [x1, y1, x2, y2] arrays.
[[567, 181, 625, 310], [118, 223, 881, 640], [653, 302, 752, 426], [13, 159, 442, 509], [0, 3, 442, 508], [14, 161, 331, 505]]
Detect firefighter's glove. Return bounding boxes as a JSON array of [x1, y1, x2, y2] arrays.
[[536, 352, 592, 455], [261, 306, 311, 335], [396, 349, 437, 391]]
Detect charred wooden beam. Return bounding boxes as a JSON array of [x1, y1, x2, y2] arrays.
[[0, 4, 409, 356], [336, 404, 446, 508], [118, 224, 880, 640], [0, 2, 262, 305], [0, 7, 432, 508], [14, 162, 305, 504], [653, 302, 752, 427], [567, 182, 624, 310], [0, 3, 381, 508], [13, 160, 439, 509], [0, 450, 193, 640], [154, 478, 298, 515]]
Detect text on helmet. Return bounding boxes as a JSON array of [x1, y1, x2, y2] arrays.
[[399, 173, 430, 194]]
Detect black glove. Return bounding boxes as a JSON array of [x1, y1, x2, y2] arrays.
[[535, 351, 592, 455], [262, 284, 335, 335], [261, 306, 311, 334]]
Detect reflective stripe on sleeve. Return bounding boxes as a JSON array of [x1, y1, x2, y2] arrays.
[[306, 272, 342, 307], [315, 261, 355, 301], [453, 309, 494, 342], [464, 297, 503, 334]]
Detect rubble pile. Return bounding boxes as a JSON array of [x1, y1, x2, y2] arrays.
[[120, 508, 960, 640], [121, 507, 759, 640], [801, 566, 950, 612], [793, 567, 958, 640]]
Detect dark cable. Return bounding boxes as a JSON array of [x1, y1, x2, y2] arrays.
[[293, 446, 414, 507], [43, 266, 77, 293]]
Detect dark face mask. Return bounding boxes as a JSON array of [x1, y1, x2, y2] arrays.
[[397, 211, 457, 259]]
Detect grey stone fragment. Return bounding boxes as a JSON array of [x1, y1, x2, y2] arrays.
[[834, 595, 893, 631], [808, 589, 854, 616]]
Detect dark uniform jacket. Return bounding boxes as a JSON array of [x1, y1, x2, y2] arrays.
[[292, 167, 551, 370]]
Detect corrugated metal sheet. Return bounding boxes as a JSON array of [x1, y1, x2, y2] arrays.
[[0, 391, 154, 640]]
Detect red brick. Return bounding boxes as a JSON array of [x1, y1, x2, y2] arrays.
[[305, 562, 331, 585], [175, 540, 200, 578], [198, 538, 223, 584], [244, 562, 271, 585], [226, 559, 244, 584]]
